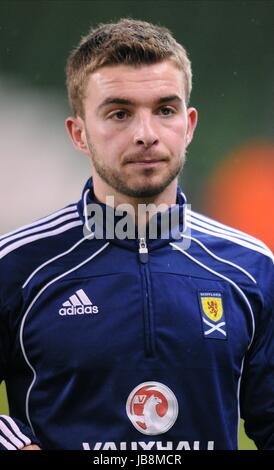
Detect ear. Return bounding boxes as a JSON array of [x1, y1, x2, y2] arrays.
[[65, 115, 90, 155], [186, 107, 198, 146]]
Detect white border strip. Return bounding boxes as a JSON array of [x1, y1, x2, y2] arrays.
[[23, 235, 93, 288], [0, 205, 77, 241], [188, 208, 272, 252], [0, 212, 80, 249], [183, 234, 257, 284], [19, 242, 109, 433], [187, 212, 270, 250], [188, 222, 273, 260], [236, 357, 246, 449], [0, 220, 83, 260]]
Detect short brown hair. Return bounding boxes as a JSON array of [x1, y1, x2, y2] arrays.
[[66, 18, 192, 117]]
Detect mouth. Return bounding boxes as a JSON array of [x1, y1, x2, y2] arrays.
[[128, 160, 166, 167], [125, 157, 168, 168]]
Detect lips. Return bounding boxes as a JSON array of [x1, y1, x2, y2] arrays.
[[125, 156, 167, 165], [129, 160, 165, 164], [126, 160, 167, 170]]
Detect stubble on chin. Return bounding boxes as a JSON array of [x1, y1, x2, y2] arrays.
[[87, 136, 186, 199]]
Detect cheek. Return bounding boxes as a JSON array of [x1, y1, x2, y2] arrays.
[[92, 118, 121, 140], [164, 121, 187, 152], [92, 126, 131, 158], [105, 127, 132, 149]]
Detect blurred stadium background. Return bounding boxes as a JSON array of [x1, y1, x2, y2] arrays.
[[1, 0, 274, 450]]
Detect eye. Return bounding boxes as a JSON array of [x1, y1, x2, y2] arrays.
[[158, 106, 176, 116], [110, 110, 129, 121]]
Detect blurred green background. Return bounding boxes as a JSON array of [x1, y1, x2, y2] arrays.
[[1, 0, 273, 450], [1, 0, 274, 203]]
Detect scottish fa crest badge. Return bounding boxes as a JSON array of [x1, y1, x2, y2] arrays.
[[198, 292, 227, 339]]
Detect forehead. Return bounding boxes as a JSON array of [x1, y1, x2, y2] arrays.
[[85, 61, 185, 105]]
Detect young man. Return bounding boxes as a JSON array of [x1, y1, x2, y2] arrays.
[[0, 19, 273, 451]]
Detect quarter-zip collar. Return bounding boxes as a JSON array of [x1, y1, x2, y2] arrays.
[[77, 177, 187, 251]]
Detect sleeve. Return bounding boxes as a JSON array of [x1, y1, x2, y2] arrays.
[[0, 415, 41, 450], [0, 292, 41, 450], [239, 267, 274, 450]]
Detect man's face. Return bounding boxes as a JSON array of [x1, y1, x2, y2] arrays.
[[72, 61, 197, 199]]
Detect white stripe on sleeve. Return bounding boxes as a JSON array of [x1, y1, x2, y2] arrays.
[[0, 205, 77, 241], [189, 222, 273, 260], [0, 419, 23, 448], [0, 415, 31, 446], [0, 212, 79, 249], [0, 435, 17, 450], [0, 220, 83, 259]]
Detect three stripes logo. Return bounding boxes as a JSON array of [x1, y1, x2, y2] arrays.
[[59, 289, 99, 316]]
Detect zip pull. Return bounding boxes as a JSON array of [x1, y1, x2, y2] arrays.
[[139, 237, 148, 263]]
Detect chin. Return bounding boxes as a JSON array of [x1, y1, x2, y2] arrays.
[[125, 181, 172, 198]]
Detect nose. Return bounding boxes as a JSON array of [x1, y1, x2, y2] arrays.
[[133, 113, 159, 148]]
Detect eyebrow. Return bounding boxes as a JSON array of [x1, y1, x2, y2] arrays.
[[157, 95, 182, 105], [97, 94, 182, 112]]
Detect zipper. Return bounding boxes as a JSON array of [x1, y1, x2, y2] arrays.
[[138, 238, 155, 356], [138, 237, 148, 263]]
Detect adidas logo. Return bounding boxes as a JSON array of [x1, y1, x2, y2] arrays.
[[59, 289, 99, 316]]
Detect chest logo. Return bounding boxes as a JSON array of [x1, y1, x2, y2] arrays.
[[126, 382, 178, 435], [59, 289, 99, 316], [198, 292, 227, 339]]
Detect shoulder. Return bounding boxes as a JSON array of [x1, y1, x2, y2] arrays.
[[0, 203, 83, 285], [185, 208, 273, 300], [186, 208, 273, 262]]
